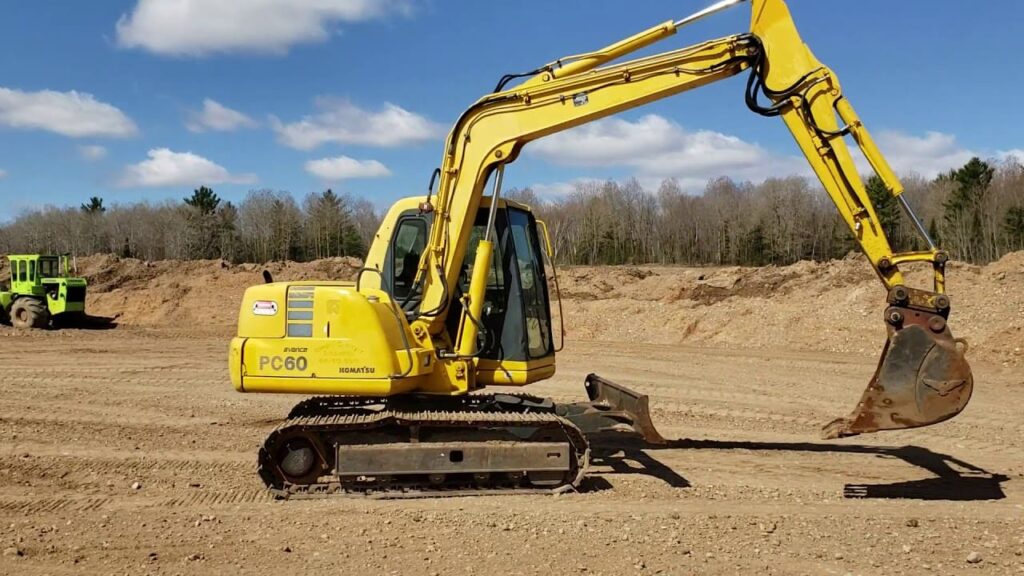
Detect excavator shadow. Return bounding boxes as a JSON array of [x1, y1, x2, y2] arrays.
[[588, 446, 691, 490], [586, 438, 1008, 501]]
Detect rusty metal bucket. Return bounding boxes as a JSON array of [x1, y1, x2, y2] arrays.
[[822, 304, 973, 439], [557, 374, 667, 445]]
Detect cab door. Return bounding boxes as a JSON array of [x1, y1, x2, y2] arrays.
[[462, 204, 556, 385]]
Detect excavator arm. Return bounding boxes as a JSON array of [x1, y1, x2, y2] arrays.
[[409, 0, 972, 438]]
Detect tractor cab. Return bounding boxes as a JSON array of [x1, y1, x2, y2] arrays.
[[1, 254, 87, 328]]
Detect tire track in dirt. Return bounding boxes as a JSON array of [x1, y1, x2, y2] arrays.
[[0, 495, 113, 514], [0, 489, 276, 515], [0, 455, 248, 480], [158, 488, 274, 507], [0, 412, 240, 433]]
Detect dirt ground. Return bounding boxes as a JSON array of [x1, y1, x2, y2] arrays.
[[1, 255, 1023, 575]]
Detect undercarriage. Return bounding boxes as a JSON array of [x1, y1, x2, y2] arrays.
[[258, 375, 664, 499]]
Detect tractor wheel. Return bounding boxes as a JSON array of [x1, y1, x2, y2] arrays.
[[10, 298, 50, 329]]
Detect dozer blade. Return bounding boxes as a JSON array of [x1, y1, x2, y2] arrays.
[[557, 374, 667, 445], [823, 304, 973, 439]]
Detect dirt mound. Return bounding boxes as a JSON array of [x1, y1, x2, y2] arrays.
[[558, 254, 1024, 366], [76, 255, 361, 329]]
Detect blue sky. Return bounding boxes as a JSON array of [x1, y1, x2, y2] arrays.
[[0, 0, 1021, 221]]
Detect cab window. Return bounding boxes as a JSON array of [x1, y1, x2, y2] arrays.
[[390, 217, 427, 301], [39, 258, 58, 278], [447, 210, 510, 359], [508, 209, 552, 358], [450, 206, 553, 362]]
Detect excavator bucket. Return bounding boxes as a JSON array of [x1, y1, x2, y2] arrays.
[[558, 374, 667, 445], [822, 304, 973, 439]]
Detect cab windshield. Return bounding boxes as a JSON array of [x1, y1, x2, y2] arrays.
[[38, 258, 60, 279]]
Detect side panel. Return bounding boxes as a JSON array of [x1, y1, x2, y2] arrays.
[[41, 279, 86, 315], [233, 282, 435, 395], [63, 279, 87, 313], [476, 357, 556, 386], [237, 283, 289, 338]]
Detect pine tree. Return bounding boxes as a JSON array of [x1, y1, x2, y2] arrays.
[[941, 158, 994, 263], [1004, 206, 1024, 252], [927, 218, 941, 246], [342, 226, 367, 258], [80, 197, 105, 214], [184, 186, 221, 215], [864, 175, 901, 242], [183, 186, 222, 258]]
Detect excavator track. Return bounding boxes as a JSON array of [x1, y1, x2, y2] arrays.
[[260, 395, 589, 499]]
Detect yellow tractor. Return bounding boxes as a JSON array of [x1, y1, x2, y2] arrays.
[[230, 0, 973, 497]]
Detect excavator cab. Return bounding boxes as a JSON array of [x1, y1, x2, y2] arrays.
[[381, 197, 559, 386], [452, 201, 557, 383]]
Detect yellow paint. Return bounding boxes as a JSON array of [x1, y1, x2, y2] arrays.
[[457, 239, 493, 357]]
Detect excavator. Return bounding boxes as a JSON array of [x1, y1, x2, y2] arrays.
[[230, 0, 974, 498]]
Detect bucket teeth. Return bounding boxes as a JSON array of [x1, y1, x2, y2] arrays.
[[823, 306, 973, 439]]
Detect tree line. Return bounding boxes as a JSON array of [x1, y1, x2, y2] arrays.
[[507, 156, 1024, 266], [0, 187, 379, 263], [0, 156, 1021, 267]]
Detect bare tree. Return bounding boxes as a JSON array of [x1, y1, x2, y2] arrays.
[[2, 158, 1021, 265]]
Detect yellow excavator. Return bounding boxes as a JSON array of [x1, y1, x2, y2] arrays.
[[230, 0, 974, 497]]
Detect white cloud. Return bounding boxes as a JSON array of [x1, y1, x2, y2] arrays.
[[305, 156, 391, 181], [0, 87, 137, 138], [851, 131, 1024, 177], [863, 131, 975, 179], [78, 144, 108, 161], [186, 99, 258, 133], [116, 0, 411, 56], [529, 114, 804, 190], [117, 148, 256, 188], [529, 178, 604, 199], [999, 149, 1024, 164], [533, 115, 1023, 190], [271, 98, 442, 150], [0, 169, 7, 179]]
